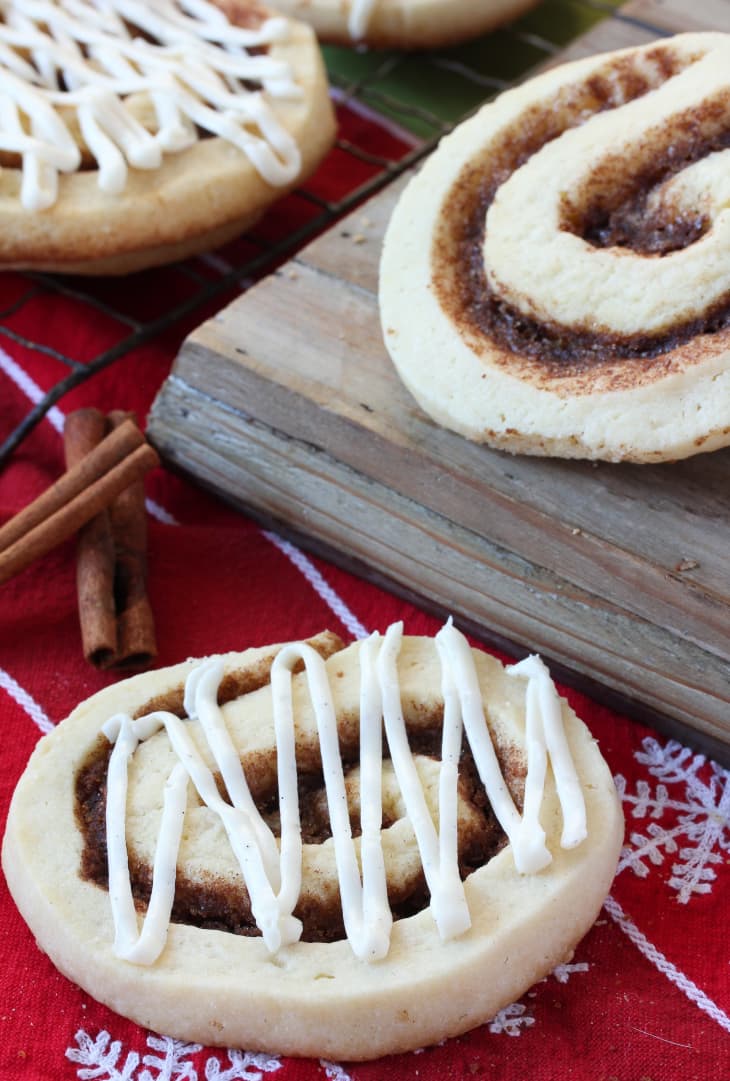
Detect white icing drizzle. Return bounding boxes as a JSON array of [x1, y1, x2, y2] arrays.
[[346, 631, 393, 958], [272, 637, 393, 961], [435, 620, 552, 875], [377, 623, 471, 940], [183, 659, 281, 884], [101, 621, 588, 965], [0, 0, 303, 210], [347, 0, 378, 40], [506, 654, 588, 850], [104, 664, 304, 958], [104, 714, 189, 964]]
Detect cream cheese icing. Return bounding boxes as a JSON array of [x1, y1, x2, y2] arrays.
[[102, 621, 588, 965], [0, 0, 304, 210], [347, 0, 378, 40]]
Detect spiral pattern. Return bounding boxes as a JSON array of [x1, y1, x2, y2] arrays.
[[380, 33, 730, 461], [5, 629, 622, 1059], [77, 630, 518, 947]]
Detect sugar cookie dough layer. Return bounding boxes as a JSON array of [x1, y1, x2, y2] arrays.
[[380, 33, 730, 462]]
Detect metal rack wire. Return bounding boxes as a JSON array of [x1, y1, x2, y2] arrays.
[[0, 0, 664, 468]]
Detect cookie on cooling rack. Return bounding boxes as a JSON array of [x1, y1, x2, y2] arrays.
[[0, 0, 335, 274], [380, 33, 730, 462], [258, 0, 539, 49], [3, 621, 622, 1060]]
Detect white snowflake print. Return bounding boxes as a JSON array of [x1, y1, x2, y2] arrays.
[[66, 1030, 140, 1081], [484, 961, 587, 1039], [551, 961, 589, 985], [66, 1030, 282, 1081], [322, 1063, 354, 1081], [615, 737, 730, 903], [488, 1003, 535, 1037], [320, 1063, 354, 1081], [205, 1049, 282, 1081], [140, 1036, 202, 1081]]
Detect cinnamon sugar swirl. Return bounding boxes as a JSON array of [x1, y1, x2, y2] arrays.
[[3, 623, 622, 1060], [380, 33, 730, 462]]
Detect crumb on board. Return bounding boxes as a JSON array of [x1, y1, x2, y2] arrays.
[[675, 557, 699, 572]]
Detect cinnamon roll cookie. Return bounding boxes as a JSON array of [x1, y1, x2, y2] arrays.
[[258, 0, 538, 49], [380, 33, 730, 462], [3, 622, 623, 1060], [0, 0, 335, 274]]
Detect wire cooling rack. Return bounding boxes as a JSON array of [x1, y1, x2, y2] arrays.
[[0, 0, 664, 468]]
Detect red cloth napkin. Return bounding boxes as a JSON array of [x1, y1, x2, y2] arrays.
[[1, 103, 729, 1081]]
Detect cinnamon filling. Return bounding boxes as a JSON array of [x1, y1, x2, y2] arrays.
[[74, 684, 523, 944], [211, 0, 270, 30], [433, 47, 730, 380]]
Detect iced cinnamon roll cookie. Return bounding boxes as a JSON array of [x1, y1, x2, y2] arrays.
[[0, 0, 335, 274], [380, 33, 730, 462], [3, 622, 623, 1061], [259, 0, 538, 49]]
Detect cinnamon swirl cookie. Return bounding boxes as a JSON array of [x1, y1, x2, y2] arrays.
[[3, 622, 622, 1060], [258, 0, 538, 49], [0, 0, 335, 274], [380, 33, 730, 462]]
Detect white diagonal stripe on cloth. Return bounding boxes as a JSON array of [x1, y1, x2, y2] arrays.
[[604, 894, 730, 1032], [0, 344, 64, 433], [263, 531, 369, 641], [0, 667, 53, 734], [144, 497, 178, 526]]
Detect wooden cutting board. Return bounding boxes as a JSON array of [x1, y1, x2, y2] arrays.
[[147, 0, 730, 762]]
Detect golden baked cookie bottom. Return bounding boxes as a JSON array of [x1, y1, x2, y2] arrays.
[[2, 630, 623, 1060], [380, 33, 730, 462], [261, 0, 539, 49]]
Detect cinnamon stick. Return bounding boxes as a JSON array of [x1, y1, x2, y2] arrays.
[[0, 418, 144, 554], [0, 435, 158, 587], [107, 410, 157, 669], [63, 409, 119, 668], [63, 409, 157, 670]]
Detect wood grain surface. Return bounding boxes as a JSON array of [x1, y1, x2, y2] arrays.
[[148, 0, 730, 761]]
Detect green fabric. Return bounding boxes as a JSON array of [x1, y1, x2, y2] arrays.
[[324, 0, 622, 139]]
